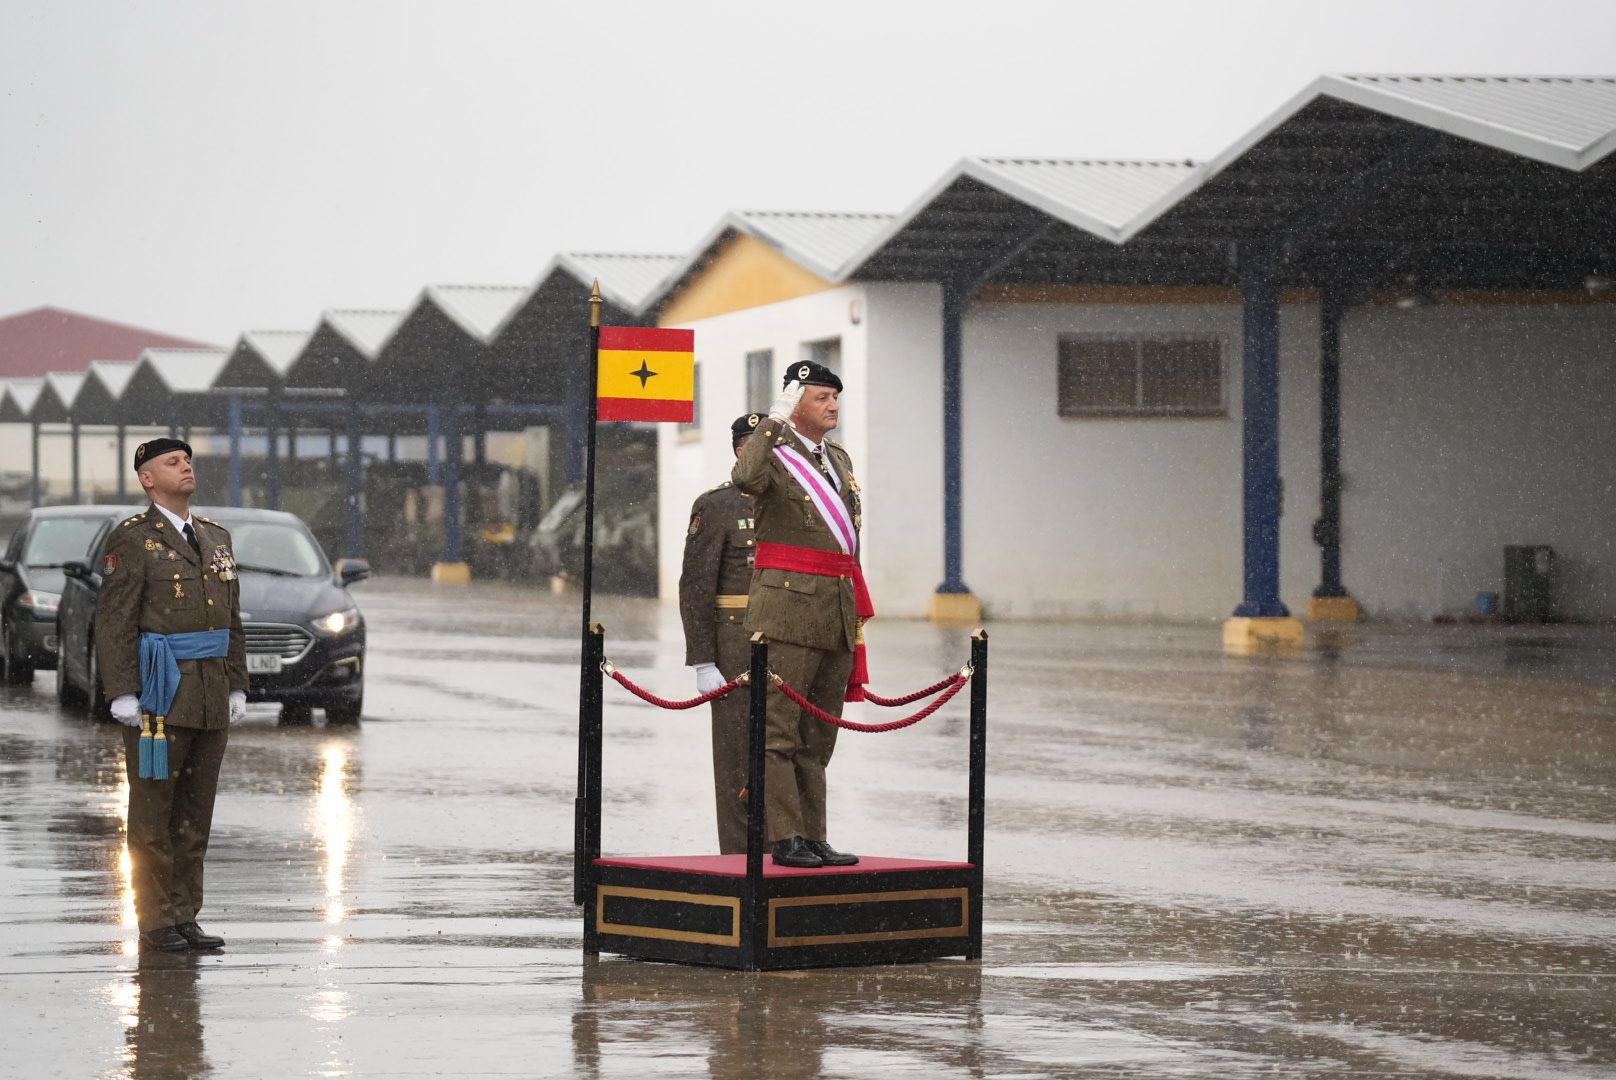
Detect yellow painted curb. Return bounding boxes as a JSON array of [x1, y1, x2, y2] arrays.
[[929, 592, 983, 626], [430, 561, 472, 585], [1307, 596, 1361, 622], [1222, 616, 1304, 656]]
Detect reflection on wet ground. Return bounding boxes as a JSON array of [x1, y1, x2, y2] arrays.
[[2, 577, 1612, 1077]]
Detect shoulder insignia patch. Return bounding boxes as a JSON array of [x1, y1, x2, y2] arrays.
[[103, 553, 118, 575], [687, 513, 702, 538]]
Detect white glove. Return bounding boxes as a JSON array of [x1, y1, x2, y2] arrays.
[[768, 379, 805, 424], [110, 694, 141, 727], [694, 663, 726, 695], [229, 690, 247, 723]]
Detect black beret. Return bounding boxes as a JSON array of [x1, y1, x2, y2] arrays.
[[731, 413, 762, 447], [784, 360, 842, 393], [133, 437, 192, 472]]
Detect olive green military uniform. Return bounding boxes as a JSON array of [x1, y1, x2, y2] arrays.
[[732, 423, 863, 843], [678, 480, 758, 854], [98, 507, 247, 933]]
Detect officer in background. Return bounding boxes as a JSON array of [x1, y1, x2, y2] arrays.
[[733, 362, 867, 868], [100, 438, 247, 952], [679, 414, 761, 854]]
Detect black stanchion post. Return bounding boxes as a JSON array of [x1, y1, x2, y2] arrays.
[[744, 633, 769, 968], [967, 628, 988, 960]]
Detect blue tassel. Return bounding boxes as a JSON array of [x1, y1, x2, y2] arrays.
[[138, 716, 153, 780], [151, 718, 169, 781]]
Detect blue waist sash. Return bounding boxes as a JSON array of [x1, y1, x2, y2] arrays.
[[138, 629, 231, 717]]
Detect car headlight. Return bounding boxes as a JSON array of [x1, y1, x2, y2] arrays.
[[314, 607, 361, 634], [20, 590, 60, 616]]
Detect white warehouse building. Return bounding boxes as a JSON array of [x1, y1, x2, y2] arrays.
[[651, 75, 1616, 640]]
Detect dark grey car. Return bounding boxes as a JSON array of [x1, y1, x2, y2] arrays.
[[56, 505, 370, 724]]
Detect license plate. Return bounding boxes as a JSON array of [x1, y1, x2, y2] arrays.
[[247, 654, 283, 674]]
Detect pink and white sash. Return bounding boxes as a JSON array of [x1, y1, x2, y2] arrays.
[[774, 445, 857, 557]]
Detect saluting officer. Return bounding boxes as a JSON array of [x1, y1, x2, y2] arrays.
[[733, 362, 870, 868], [679, 413, 763, 854], [100, 438, 248, 952]]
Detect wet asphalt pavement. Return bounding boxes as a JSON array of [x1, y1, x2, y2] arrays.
[[3, 577, 1614, 1078]]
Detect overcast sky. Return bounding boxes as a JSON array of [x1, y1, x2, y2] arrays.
[[4, 0, 1614, 343]]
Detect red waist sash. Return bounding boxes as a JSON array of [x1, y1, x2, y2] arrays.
[[753, 542, 875, 701]]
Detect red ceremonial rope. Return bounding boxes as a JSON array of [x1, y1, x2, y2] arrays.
[[863, 673, 963, 708], [604, 663, 746, 710], [771, 671, 969, 733]]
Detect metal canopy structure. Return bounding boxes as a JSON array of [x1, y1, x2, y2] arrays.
[[834, 74, 1616, 631]]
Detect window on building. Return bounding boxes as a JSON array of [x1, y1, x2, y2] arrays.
[[678, 361, 701, 437], [1057, 334, 1225, 418], [746, 350, 774, 414], [800, 337, 846, 433]]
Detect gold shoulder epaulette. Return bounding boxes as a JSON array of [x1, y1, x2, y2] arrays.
[[121, 515, 143, 527]]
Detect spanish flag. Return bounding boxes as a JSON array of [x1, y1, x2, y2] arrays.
[[597, 327, 695, 423]]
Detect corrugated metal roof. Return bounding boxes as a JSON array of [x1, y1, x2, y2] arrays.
[[969, 159, 1200, 236], [43, 371, 86, 408], [3, 378, 43, 415], [87, 360, 138, 397], [424, 285, 530, 343], [241, 330, 311, 375], [140, 347, 230, 394], [1329, 74, 1616, 169], [554, 253, 685, 312], [732, 211, 895, 279], [323, 310, 404, 359]]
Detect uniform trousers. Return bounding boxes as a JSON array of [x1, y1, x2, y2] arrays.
[[763, 640, 853, 843], [122, 724, 229, 932], [710, 619, 753, 854]]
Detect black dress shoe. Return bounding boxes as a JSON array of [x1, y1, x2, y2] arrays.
[[175, 921, 225, 950], [806, 840, 859, 866], [771, 836, 823, 868], [139, 926, 191, 953]]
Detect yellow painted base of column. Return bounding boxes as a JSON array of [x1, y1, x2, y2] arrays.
[[1307, 596, 1361, 622], [430, 561, 472, 585], [1222, 616, 1304, 656], [929, 592, 983, 625]]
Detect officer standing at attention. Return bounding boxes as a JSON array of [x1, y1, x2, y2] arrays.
[[733, 362, 870, 868], [100, 438, 247, 952], [679, 413, 763, 854]]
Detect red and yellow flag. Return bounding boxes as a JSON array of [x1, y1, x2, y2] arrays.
[[596, 327, 695, 422]]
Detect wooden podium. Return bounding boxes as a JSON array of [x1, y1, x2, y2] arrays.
[[575, 630, 988, 971]]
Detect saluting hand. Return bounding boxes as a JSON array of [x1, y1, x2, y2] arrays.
[[768, 380, 805, 424]]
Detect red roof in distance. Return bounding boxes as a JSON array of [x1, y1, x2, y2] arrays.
[[0, 306, 209, 379]]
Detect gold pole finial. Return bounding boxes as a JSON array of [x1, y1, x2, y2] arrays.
[[589, 279, 602, 327]]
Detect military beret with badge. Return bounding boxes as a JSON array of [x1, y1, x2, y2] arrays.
[[132, 437, 192, 472], [731, 413, 762, 448]]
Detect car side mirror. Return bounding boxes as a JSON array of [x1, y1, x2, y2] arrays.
[[336, 558, 372, 586], [62, 559, 92, 581]]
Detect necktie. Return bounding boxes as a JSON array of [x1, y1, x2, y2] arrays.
[[811, 447, 830, 476], [183, 522, 201, 556]]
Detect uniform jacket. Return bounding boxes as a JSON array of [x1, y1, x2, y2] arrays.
[[96, 506, 248, 730], [732, 421, 862, 653], [678, 481, 757, 667]]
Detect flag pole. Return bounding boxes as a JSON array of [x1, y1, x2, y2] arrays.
[[574, 280, 603, 906], [580, 280, 602, 636]]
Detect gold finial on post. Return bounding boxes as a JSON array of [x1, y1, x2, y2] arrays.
[[589, 279, 602, 327]]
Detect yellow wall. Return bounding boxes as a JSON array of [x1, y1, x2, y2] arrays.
[[659, 232, 835, 326]]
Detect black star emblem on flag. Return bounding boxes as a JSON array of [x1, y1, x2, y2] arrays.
[[631, 361, 657, 388]]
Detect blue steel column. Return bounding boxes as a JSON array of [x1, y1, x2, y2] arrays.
[[1313, 287, 1347, 599], [115, 425, 127, 501], [443, 407, 463, 563], [227, 395, 244, 507], [30, 423, 40, 507], [1233, 259, 1289, 618], [265, 407, 281, 510], [70, 422, 81, 503], [345, 404, 363, 558], [937, 281, 970, 595], [426, 407, 441, 484]]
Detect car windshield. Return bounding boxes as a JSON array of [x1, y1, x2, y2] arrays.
[[211, 520, 329, 577], [24, 516, 106, 567]]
